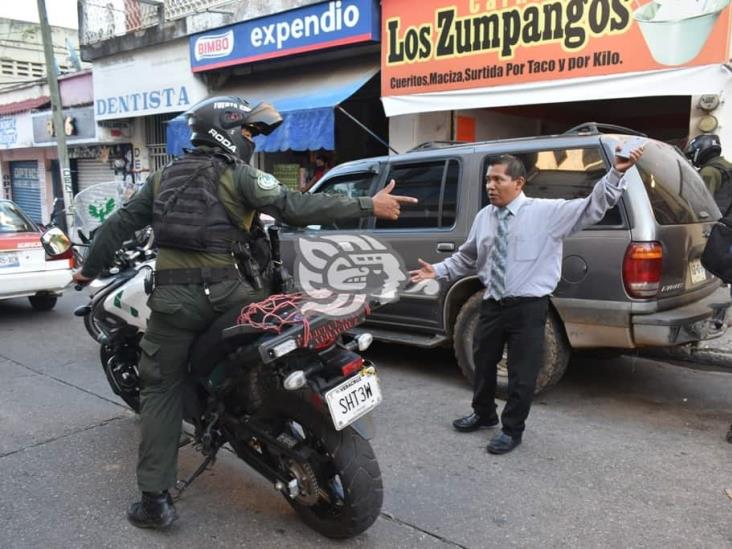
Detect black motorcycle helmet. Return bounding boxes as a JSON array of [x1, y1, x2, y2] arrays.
[[186, 96, 283, 162], [685, 133, 722, 167]]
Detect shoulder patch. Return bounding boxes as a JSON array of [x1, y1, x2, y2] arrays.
[[256, 172, 280, 191]]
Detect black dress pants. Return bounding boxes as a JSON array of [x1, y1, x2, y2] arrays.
[[471, 296, 549, 438]]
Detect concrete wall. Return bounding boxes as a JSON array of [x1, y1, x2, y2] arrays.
[[456, 109, 541, 141], [388, 111, 451, 155], [0, 19, 82, 90], [388, 108, 542, 153], [689, 87, 731, 157], [59, 71, 93, 107]]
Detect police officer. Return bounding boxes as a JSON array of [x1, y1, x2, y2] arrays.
[[687, 135, 732, 444], [72, 96, 416, 529], [685, 134, 732, 215]]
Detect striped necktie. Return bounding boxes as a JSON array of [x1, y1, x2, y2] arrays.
[[489, 207, 511, 299]]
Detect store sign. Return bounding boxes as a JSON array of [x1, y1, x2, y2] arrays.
[[190, 0, 380, 72], [0, 117, 17, 146], [0, 112, 33, 149], [93, 39, 208, 120], [32, 106, 96, 144], [381, 0, 732, 97], [11, 162, 39, 189]]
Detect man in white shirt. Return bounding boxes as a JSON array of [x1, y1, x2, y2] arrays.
[[410, 146, 643, 454]]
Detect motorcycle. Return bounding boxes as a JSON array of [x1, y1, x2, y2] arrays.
[[41, 229, 385, 539]]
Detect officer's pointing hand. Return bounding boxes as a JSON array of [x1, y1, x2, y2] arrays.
[[372, 180, 418, 221]]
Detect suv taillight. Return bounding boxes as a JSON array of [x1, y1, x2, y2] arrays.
[[623, 242, 663, 298]]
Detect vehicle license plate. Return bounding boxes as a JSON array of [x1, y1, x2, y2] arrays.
[[0, 251, 19, 268], [689, 259, 707, 284], [325, 367, 382, 431]]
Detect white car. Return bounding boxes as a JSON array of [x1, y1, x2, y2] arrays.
[[0, 199, 73, 311]]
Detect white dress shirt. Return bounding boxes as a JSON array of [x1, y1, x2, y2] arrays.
[[433, 168, 628, 299]]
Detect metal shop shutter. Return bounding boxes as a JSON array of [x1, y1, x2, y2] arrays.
[[76, 158, 116, 193], [10, 160, 42, 224]]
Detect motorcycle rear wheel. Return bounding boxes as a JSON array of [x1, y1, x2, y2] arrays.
[[263, 392, 383, 539]]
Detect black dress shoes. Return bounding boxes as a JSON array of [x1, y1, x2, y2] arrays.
[[452, 413, 499, 432], [486, 432, 522, 455], [127, 491, 178, 529]]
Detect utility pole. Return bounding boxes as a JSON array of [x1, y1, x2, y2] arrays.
[[37, 0, 74, 234]]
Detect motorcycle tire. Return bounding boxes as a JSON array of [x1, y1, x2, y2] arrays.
[[262, 391, 383, 539]]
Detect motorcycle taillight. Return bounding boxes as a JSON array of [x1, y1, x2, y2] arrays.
[[341, 357, 364, 377], [320, 347, 363, 377]]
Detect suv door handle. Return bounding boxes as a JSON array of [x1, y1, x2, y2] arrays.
[[436, 242, 455, 252]]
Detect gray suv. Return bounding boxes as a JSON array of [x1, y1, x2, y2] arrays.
[[279, 124, 731, 395]]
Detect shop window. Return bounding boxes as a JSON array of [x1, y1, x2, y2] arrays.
[[375, 160, 460, 230], [481, 148, 622, 226]]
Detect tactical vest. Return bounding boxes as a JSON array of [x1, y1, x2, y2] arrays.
[[707, 157, 732, 216], [152, 150, 247, 254]]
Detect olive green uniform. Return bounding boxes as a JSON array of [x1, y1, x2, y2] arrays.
[[82, 152, 373, 492], [700, 155, 732, 215]]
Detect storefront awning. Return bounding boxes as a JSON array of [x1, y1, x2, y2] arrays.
[[0, 96, 50, 115], [381, 64, 732, 117], [167, 59, 379, 155]]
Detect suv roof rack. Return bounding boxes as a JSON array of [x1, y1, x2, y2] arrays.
[[563, 122, 647, 137], [407, 140, 468, 152]]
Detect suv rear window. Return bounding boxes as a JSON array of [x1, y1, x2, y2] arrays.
[[635, 141, 719, 225], [482, 148, 622, 226], [0, 202, 35, 233]]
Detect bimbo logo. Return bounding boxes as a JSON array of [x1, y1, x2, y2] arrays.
[[195, 30, 234, 61]]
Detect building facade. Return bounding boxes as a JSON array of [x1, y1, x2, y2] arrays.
[[0, 70, 132, 223], [79, 0, 387, 190], [0, 18, 83, 91], [380, 0, 732, 155]]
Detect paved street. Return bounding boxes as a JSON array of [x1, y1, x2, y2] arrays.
[[1, 291, 732, 549]]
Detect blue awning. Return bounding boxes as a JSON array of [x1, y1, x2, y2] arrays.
[[166, 59, 378, 155]]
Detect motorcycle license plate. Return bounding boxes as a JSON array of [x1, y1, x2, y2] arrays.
[[689, 259, 707, 285], [325, 367, 382, 431]]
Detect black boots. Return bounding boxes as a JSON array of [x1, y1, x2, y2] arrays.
[[127, 491, 178, 529]]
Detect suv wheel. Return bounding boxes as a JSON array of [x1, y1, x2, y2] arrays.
[[28, 294, 58, 311], [453, 291, 570, 398]]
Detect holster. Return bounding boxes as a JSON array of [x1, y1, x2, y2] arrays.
[[267, 225, 294, 294], [232, 241, 263, 290]]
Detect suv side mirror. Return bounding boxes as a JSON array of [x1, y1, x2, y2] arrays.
[[41, 227, 72, 256]]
